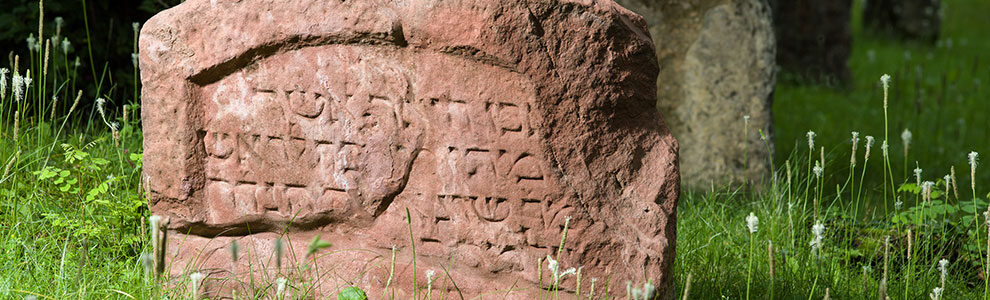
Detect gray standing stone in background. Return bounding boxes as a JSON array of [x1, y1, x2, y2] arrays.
[[864, 0, 941, 43], [614, 0, 776, 188]]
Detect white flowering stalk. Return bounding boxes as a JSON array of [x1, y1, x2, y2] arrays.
[[922, 181, 935, 203], [1, 150, 18, 180], [149, 215, 161, 256], [638, 282, 656, 300], [189, 272, 204, 299], [96, 97, 106, 117], [573, 267, 584, 298], [895, 200, 903, 210], [139, 252, 153, 281], [952, 166, 960, 200], [54, 17, 64, 46], [746, 212, 759, 234], [865, 136, 875, 161], [915, 167, 923, 186], [850, 132, 860, 167], [880, 74, 896, 214], [425, 269, 437, 298], [61, 38, 71, 55], [12, 73, 23, 102], [149, 215, 161, 230], [931, 287, 943, 300], [807, 131, 816, 150], [69, 90, 82, 117], [629, 281, 657, 300], [147, 215, 170, 277], [745, 211, 759, 299], [0, 68, 7, 101], [881, 74, 891, 109], [560, 267, 577, 279], [49, 95, 58, 121], [22, 72, 32, 98], [768, 241, 775, 280], [743, 115, 751, 139], [810, 222, 825, 256], [545, 255, 576, 289], [813, 161, 823, 178], [849, 132, 861, 205], [802, 131, 818, 207], [52, 17, 65, 47], [588, 277, 598, 300], [944, 175, 952, 201], [275, 277, 287, 298], [133, 22, 141, 70], [938, 258, 949, 289], [545, 255, 558, 285], [11, 111, 18, 142], [27, 34, 37, 52], [96, 97, 115, 130]]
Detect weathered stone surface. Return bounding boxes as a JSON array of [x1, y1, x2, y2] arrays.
[[770, 0, 852, 85], [613, 0, 776, 187], [864, 0, 941, 43], [140, 0, 680, 298]]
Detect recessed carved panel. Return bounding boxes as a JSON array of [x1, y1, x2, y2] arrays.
[[195, 45, 548, 228]]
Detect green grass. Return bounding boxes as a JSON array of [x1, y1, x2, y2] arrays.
[[674, 0, 989, 298], [776, 0, 990, 189], [1, 0, 988, 299], [0, 108, 147, 298]]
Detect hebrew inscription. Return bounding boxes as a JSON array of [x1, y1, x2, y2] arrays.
[[196, 45, 552, 228]]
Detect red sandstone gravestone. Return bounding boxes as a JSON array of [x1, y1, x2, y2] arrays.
[[140, 0, 680, 298]]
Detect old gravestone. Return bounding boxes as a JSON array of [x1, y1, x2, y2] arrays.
[[770, 0, 853, 85], [140, 0, 680, 298], [613, 0, 777, 187], [863, 0, 941, 43]]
